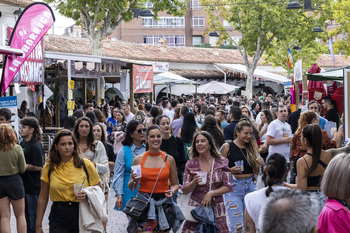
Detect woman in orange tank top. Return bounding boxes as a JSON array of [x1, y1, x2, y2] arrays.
[[128, 125, 180, 233]]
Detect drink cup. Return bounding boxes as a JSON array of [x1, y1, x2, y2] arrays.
[[131, 165, 142, 178], [235, 160, 244, 171], [196, 171, 207, 185], [74, 183, 83, 196]]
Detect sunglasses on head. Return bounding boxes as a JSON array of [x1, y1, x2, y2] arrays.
[[136, 128, 146, 134]]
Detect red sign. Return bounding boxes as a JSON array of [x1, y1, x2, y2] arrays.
[[133, 64, 153, 93]]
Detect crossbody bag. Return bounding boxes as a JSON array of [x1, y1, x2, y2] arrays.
[[123, 154, 168, 220]]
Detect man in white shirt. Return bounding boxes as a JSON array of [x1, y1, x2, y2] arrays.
[[266, 105, 293, 165], [121, 104, 134, 123], [162, 99, 173, 122]]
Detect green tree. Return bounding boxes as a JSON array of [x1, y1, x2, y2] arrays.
[[45, 0, 186, 55], [201, 0, 331, 97], [330, 0, 350, 57]]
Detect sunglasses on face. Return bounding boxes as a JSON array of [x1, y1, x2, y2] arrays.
[[136, 128, 146, 134]]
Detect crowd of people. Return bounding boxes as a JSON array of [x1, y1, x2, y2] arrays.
[[0, 91, 349, 233]]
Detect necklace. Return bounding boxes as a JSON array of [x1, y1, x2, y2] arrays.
[[238, 147, 252, 167]]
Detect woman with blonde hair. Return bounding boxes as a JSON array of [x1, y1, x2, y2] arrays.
[[318, 153, 350, 232], [0, 124, 27, 233], [219, 118, 264, 232]]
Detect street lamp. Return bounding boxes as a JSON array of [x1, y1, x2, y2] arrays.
[[209, 31, 220, 37], [312, 27, 324, 32], [286, 2, 302, 10], [133, 9, 155, 18], [13, 8, 22, 21]]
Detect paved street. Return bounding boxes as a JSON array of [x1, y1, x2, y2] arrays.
[[10, 189, 189, 232]]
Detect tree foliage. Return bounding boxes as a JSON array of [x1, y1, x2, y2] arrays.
[[201, 0, 332, 96], [45, 0, 187, 55], [330, 0, 350, 57]]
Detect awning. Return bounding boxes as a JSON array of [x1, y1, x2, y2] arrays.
[[215, 63, 289, 84], [307, 68, 344, 81], [153, 71, 199, 85]]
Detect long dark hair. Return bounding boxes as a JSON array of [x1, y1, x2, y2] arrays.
[[302, 124, 322, 175], [74, 117, 95, 151], [63, 116, 76, 131], [191, 131, 221, 159], [200, 115, 224, 148], [122, 120, 142, 146], [85, 111, 97, 124], [181, 112, 197, 143], [93, 123, 106, 145], [259, 109, 273, 131], [265, 153, 287, 197], [150, 106, 160, 124], [48, 129, 82, 171], [20, 116, 42, 142]]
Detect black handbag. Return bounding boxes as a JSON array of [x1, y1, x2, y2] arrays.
[[123, 155, 168, 220]]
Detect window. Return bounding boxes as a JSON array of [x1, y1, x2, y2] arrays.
[[143, 35, 185, 46], [142, 18, 153, 28], [142, 17, 185, 28], [192, 36, 202, 45], [144, 0, 153, 8], [223, 20, 232, 28], [192, 17, 205, 28], [191, 0, 203, 9], [224, 36, 242, 46]]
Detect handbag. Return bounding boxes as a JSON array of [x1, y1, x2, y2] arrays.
[[184, 159, 215, 223], [123, 154, 168, 220]]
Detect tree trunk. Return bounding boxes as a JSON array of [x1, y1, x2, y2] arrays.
[[246, 67, 256, 99], [89, 33, 103, 56]]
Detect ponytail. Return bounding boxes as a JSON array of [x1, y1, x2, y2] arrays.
[[265, 153, 287, 197]]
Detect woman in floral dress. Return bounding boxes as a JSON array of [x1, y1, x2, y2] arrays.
[[181, 131, 233, 233]]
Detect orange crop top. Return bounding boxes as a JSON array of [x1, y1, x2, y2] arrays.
[[138, 151, 170, 194]]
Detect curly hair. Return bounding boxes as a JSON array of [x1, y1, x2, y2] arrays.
[[0, 124, 17, 150], [47, 129, 83, 171], [200, 115, 224, 148]]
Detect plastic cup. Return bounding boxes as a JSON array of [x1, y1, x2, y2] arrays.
[[196, 171, 207, 185], [235, 160, 244, 171], [131, 165, 142, 178], [74, 183, 83, 196]]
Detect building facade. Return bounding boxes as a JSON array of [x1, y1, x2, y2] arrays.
[[110, 0, 242, 47]]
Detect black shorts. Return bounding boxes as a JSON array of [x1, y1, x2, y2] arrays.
[[0, 174, 25, 200]]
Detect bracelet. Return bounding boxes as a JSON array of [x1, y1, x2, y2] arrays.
[[209, 191, 215, 197]]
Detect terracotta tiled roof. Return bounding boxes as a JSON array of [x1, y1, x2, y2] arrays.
[[42, 34, 350, 67], [2, 0, 34, 7]]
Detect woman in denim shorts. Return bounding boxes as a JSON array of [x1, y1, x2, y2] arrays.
[[0, 124, 27, 232]]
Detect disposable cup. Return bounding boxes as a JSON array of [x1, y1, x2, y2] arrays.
[[196, 171, 207, 185], [74, 183, 83, 196], [131, 165, 142, 178], [235, 160, 244, 171]]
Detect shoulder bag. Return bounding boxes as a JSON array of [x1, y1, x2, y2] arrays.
[[184, 159, 215, 222], [123, 154, 168, 220]]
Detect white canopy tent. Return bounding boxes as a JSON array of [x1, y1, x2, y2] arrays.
[[215, 63, 289, 84], [154, 71, 199, 85], [197, 81, 239, 94], [154, 71, 199, 98]]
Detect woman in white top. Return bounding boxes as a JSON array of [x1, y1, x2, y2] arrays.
[[74, 117, 109, 193], [258, 109, 273, 161], [244, 153, 288, 233]]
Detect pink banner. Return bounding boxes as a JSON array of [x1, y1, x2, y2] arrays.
[[1, 2, 55, 96], [133, 64, 154, 93]]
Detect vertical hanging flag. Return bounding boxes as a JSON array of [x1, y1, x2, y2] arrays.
[[0, 2, 55, 96], [287, 48, 293, 69], [328, 38, 335, 66]]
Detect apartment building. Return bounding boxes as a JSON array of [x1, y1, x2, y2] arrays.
[[110, 0, 242, 47]]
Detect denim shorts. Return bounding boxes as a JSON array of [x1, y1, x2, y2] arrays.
[[0, 174, 25, 200]]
